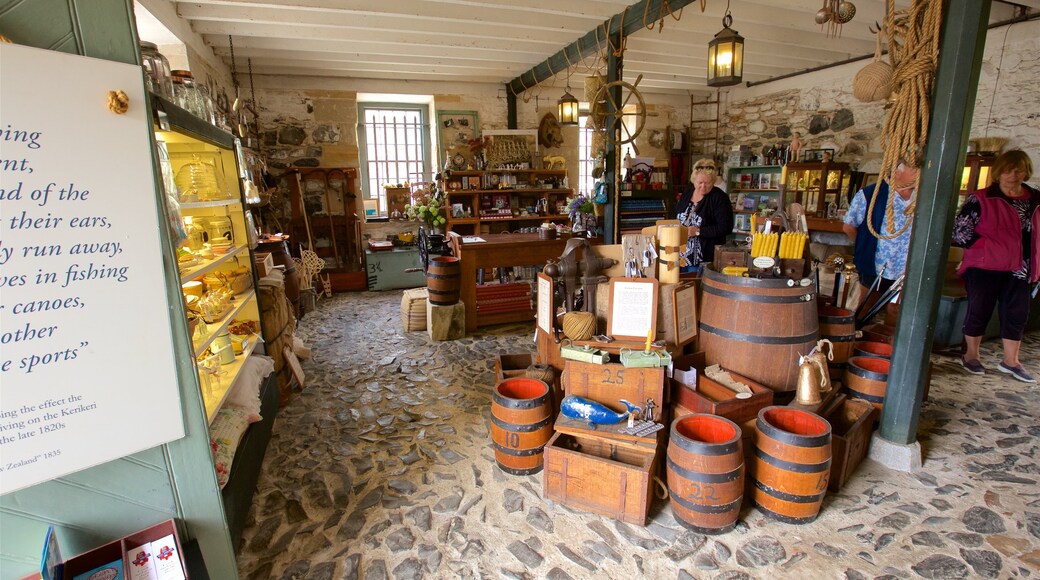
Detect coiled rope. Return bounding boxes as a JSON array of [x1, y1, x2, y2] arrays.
[[866, 0, 943, 240]]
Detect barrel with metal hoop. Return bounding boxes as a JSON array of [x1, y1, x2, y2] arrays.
[[751, 406, 832, 524], [490, 377, 554, 475], [699, 266, 820, 392], [426, 255, 461, 305], [667, 414, 745, 534], [818, 305, 856, 381]]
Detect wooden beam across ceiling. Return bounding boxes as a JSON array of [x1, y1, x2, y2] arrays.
[[507, 0, 702, 96]]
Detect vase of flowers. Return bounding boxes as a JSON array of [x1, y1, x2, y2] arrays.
[[567, 193, 597, 236], [406, 183, 447, 234]]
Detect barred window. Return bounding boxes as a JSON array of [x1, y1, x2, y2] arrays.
[[358, 104, 432, 216]]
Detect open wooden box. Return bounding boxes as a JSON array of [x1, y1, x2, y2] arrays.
[[543, 431, 659, 526], [495, 352, 534, 384], [55, 519, 186, 580], [673, 367, 774, 424], [822, 394, 874, 491]]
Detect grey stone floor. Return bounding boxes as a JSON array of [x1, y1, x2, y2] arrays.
[[236, 291, 1040, 579]]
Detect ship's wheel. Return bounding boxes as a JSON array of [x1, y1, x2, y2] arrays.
[[589, 74, 651, 153]]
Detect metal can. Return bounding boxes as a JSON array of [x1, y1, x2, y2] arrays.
[[211, 331, 236, 364]]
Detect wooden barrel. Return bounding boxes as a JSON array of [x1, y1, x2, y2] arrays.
[[667, 414, 745, 534], [819, 306, 855, 362], [699, 266, 820, 392], [426, 256, 461, 305], [257, 239, 301, 310], [751, 406, 832, 524], [844, 356, 889, 413], [490, 378, 553, 475], [853, 341, 893, 359]]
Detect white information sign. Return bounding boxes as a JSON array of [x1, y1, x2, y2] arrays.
[[0, 44, 184, 494], [536, 273, 553, 335]]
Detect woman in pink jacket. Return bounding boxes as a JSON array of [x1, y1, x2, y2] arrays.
[[953, 149, 1039, 382]]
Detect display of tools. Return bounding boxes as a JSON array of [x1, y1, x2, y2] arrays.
[[618, 420, 665, 437], [779, 232, 808, 259]]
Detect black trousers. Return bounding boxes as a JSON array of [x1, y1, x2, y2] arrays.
[[962, 268, 1032, 341]]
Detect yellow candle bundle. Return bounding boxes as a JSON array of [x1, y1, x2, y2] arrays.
[[750, 232, 779, 257], [778, 232, 808, 259]]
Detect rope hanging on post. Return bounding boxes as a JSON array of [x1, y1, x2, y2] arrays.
[[866, 0, 943, 240]]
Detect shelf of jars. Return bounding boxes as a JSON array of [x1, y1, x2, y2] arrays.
[[200, 336, 263, 424], [191, 290, 259, 358], [178, 245, 248, 284]]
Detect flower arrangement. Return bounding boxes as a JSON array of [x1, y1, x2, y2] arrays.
[[566, 193, 594, 221], [405, 183, 447, 231]]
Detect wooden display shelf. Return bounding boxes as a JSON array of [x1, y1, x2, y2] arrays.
[[179, 245, 248, 284], [180, 198, 241, 209], [731, 188, 780, 193], [201, 336, 262, 423], [192, 290, 258, 357]]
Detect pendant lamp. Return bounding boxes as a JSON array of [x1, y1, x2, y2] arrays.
[[707, 2, 744, 87], [558, 70, 579, 126]]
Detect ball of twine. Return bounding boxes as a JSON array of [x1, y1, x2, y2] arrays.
[[853, 61, 893, 103], [562, 311, 597, 341], [524, 364, 555, 386]]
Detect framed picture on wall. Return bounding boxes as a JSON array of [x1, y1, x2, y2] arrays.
[[437, 110, 480, 169]]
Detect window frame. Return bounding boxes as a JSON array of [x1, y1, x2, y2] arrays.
[[357, 102, 433, 217]]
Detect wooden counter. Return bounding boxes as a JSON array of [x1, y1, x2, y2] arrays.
[[806, 216, 847, 233], [450, 233, 596, 332]]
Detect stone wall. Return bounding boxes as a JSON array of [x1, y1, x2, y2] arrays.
[[719, 19, 1039, 181]]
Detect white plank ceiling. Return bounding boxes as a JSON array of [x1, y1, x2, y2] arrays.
[[140, 0, 1036, 94]]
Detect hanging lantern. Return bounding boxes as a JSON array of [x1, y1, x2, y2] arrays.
[[707, 9, 744, 87], [558, 86, 579, 126]]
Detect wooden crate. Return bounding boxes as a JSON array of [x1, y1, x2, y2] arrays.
[[822, 395, 874, 492], [543, 431, 659, 526], [495, 353, 534, 384], [672, 368, 774, 424], [562, 360, 667, 411]]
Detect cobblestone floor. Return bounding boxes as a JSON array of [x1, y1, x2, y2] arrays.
[[236, 291, 1040, 579]]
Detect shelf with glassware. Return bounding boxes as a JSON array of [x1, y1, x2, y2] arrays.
[[156, 98, 267, 426], [780, 161, 851, 218], [442, 169, 573, 233]]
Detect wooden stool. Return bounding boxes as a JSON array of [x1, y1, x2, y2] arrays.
[[427, 300, 465, 341]]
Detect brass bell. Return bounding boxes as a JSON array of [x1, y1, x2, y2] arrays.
[[795, 354, 828, 406]]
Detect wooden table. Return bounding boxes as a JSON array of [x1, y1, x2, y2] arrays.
[[450, 233, 596, 332]]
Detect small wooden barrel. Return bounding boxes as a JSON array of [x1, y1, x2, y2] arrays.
[[844, 356, 889, 413], [819, 306, 855, 380], [667, 414, 745, 534], [853, 341, 893, 359], [751, 406, 832, 524], [490, 378, 553, 475], [699, 266, 820, 392], [426, 256, 461, 305]]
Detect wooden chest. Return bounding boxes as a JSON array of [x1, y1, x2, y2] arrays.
[[822, 395, 874, 492], [672, 368, 774, 424], [562, 360, 667, 411], [543, 430, 659, 526]]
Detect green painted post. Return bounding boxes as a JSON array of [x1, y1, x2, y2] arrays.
[[880, 0, 991, 445]]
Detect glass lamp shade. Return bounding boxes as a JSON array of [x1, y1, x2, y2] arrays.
[[558, 90, 579, 126], [707, 22, 744, 87]]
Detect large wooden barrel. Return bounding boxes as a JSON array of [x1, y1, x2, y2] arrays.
[[667, 414, 745, 534], [257, 239, 301, 311], [844, 356, 889, 413], [751, 406, 832, 524], [427, 256, 461, 306], [819, 306, 856, 381], [490, 378, 553, 475], [699, 266, 820, 391]]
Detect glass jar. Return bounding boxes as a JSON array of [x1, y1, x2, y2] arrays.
[[171, 70, 204, 119], [183, 216, 205, 251], [140, 42, 173, 100]]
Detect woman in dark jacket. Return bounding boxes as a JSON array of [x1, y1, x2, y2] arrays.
[[953, 149, 1039, 382], [676, 166, 734, 273]]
